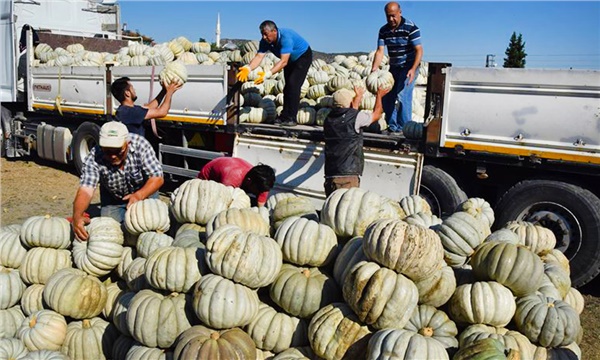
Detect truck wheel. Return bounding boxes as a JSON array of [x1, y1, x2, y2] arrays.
[[72, 122, 101, 175], [419, 165, 468, 219], [494, 180, 600, 288]]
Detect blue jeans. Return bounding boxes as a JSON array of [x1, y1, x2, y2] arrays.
[[382, 66, 415, 132], [100, 189, 159, 223]]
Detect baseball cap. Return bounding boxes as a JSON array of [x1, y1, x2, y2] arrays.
[[99, 121, 128, 148], [332, 89, 355, 108]]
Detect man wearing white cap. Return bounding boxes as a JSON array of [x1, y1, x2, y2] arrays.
[[323, 86, 390, 196], [72, 121, 164, 240]]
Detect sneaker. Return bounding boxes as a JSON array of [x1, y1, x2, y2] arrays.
[[273, 118, 283, 125], [280, 120, 298, 127]]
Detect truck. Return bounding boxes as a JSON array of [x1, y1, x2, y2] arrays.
[[2, 0, 599, 288]]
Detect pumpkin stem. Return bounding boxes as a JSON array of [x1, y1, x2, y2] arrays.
[[302, 269, 311, 277], [506, 349, 521, 360], [44, 214, 51, 219], [29, 316, 37, 328], [210, 332, 220, 340], [82, 319, 92, 329], [547, 302, 555, 308], [418, 327, 434, 337], [170, 292, 179, 298]]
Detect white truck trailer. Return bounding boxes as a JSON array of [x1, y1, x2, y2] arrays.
[[1, 1, 599, 288]]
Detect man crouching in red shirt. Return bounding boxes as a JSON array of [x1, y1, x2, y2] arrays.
[[197, 157, 276, 207]]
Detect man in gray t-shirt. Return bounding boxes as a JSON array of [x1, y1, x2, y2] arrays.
[[322, 86, 390, 196]]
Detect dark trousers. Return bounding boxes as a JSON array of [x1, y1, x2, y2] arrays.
[[280, 48, 313, 123], [324, 175, 360, 197]]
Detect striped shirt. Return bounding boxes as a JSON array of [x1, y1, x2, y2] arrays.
[[377, 18, 422, 68], [80, 133, 163, 200]]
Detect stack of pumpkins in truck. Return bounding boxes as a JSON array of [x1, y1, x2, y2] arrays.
[[30, 36, 429, 127], [0, 177, 585, 359]]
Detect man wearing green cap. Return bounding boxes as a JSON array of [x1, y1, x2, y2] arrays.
[[72, 121, 164, 240], [323, 86, 389, 196]]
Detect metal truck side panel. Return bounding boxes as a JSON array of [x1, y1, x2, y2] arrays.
[[441, 67, 600, 163], [233, 133, 422, 208]]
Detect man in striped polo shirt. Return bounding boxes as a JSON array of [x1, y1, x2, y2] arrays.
[[371, 1, 423, 134]]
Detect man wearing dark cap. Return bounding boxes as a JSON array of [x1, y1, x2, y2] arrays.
[[322, 86, 390, 196], [72, 121, 164, 240]]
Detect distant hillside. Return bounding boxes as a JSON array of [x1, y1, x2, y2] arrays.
[[221, 38, 369, 63]]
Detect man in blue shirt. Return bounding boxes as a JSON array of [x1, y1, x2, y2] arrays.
[[237, 20, 312, 127], [111, 77, 181, 136], [371, 1, 423, 134]]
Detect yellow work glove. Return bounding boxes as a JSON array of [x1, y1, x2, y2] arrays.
[[254, 70, 272, 85], [236, 65, 251, 82]]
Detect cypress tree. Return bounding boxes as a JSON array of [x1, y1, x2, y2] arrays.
[[503, 32, 527, 68]]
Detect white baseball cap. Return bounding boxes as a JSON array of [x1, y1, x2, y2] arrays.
[[99, 121, 128, 148], [332, 89, 355, 108]]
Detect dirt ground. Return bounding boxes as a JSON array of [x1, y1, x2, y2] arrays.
[[1, 156, 598, 358]]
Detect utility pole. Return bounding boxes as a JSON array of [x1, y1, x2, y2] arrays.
[[486, 54, 497, 68], [215, 12, 221, 48]]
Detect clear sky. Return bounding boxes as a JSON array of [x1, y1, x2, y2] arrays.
[[119, 1, 600, 69]]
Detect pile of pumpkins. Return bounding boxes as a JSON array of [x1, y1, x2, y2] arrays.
[[0, 179, 585, 359], [31, 36, 429, 126]]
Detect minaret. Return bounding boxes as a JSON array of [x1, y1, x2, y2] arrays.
[[215, 13, 221, 48]]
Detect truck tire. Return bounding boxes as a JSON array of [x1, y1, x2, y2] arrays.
[[72, 122, 101, 175], [494, 180, 600, 288], [419, 165, 468, 219]]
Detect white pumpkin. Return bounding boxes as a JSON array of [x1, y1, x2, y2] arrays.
[[159, 61, 188, 85], [72, 217, 124, 277], [17, 310, 67, 351], [366, 69, 395, 94], [124, 198, 170, 235]]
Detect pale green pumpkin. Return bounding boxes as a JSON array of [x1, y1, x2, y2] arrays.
[[173, 325, 257, 360], [61, 318, 119, 360], [366, 329, 449, 360], [43, 268, 107, 319], [404, 304, 458, 350], [17, 310, 67, 352]]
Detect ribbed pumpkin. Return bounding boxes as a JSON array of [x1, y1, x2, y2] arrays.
[[484, 228, 520, 244], [123, 257, 150, 292], [533, 342, 581, 360], [17, 310, 67, 351], [102, 281, 126, 321], [1, 266, 26, 309], [144, 246, 206, 293], [398, 195, 432, 217], [177, 52, 199, 65], [332, 236, 367, 287], [21, 349, 70, 359], [326, 75, 352, 93], [274, 216, 338, 267], [129, 55, 148, 66], [365, 70, 394, 94], [413, 264, 456, 308], [403, 212, 441, 229], [136, 232, 173, 258], [159, 60, 188, 85], [514, 294, 580, 347], [366, 329, 449, 360], [470, 241, 544, 297], [169, 179, 250, 225], [20, 215, 71, 249], [173, 325, 256, 360], [316, 107, 332, 126], [563, 287, 585, 315], [362, 219, 444, 281], [61, 318, 118, 360], [205, 225, 282, 288], [245, 302, 309, 353], [21, 284, 46, 316], [191, 41, 211, 54], [321, 188, 396, 240], [0, 305, 25, 338], [307, 302, 371, 360], [66, 43, 84, 54], [271, 196, 318, 230], [173, 227, 206, 248], [115, 246, 135, 279], [459, 197, 495, 228], [343, 261, 418, 330], [192, 274, 259, 329], [404, 304, 458, 349], [72, 217, 124, 276], [453, 338, 512, 360], [271, 346, 316, 359], [270, 264, 341, 319], [0, 225, 27, 268], [541, 262, 571, 299], [504, 221, 557, 255], [126, 344, 173, 360], [541, 249, 570, 275], [436, 211, 491, 267], [459, 324, 536, 360], [124, 198, 170, 235], [0, 337, 28, 359], [448, 281, 516, 327], [19, 247, 72, 285], [43, 268, 107, 319], [111, 335, 136, 360], [206, 208, 270, 237], [296, 107, 316, 125], [126, 290, 193, 348]]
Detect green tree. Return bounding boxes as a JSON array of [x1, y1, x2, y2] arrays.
[[503, 32, 527, 68]]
